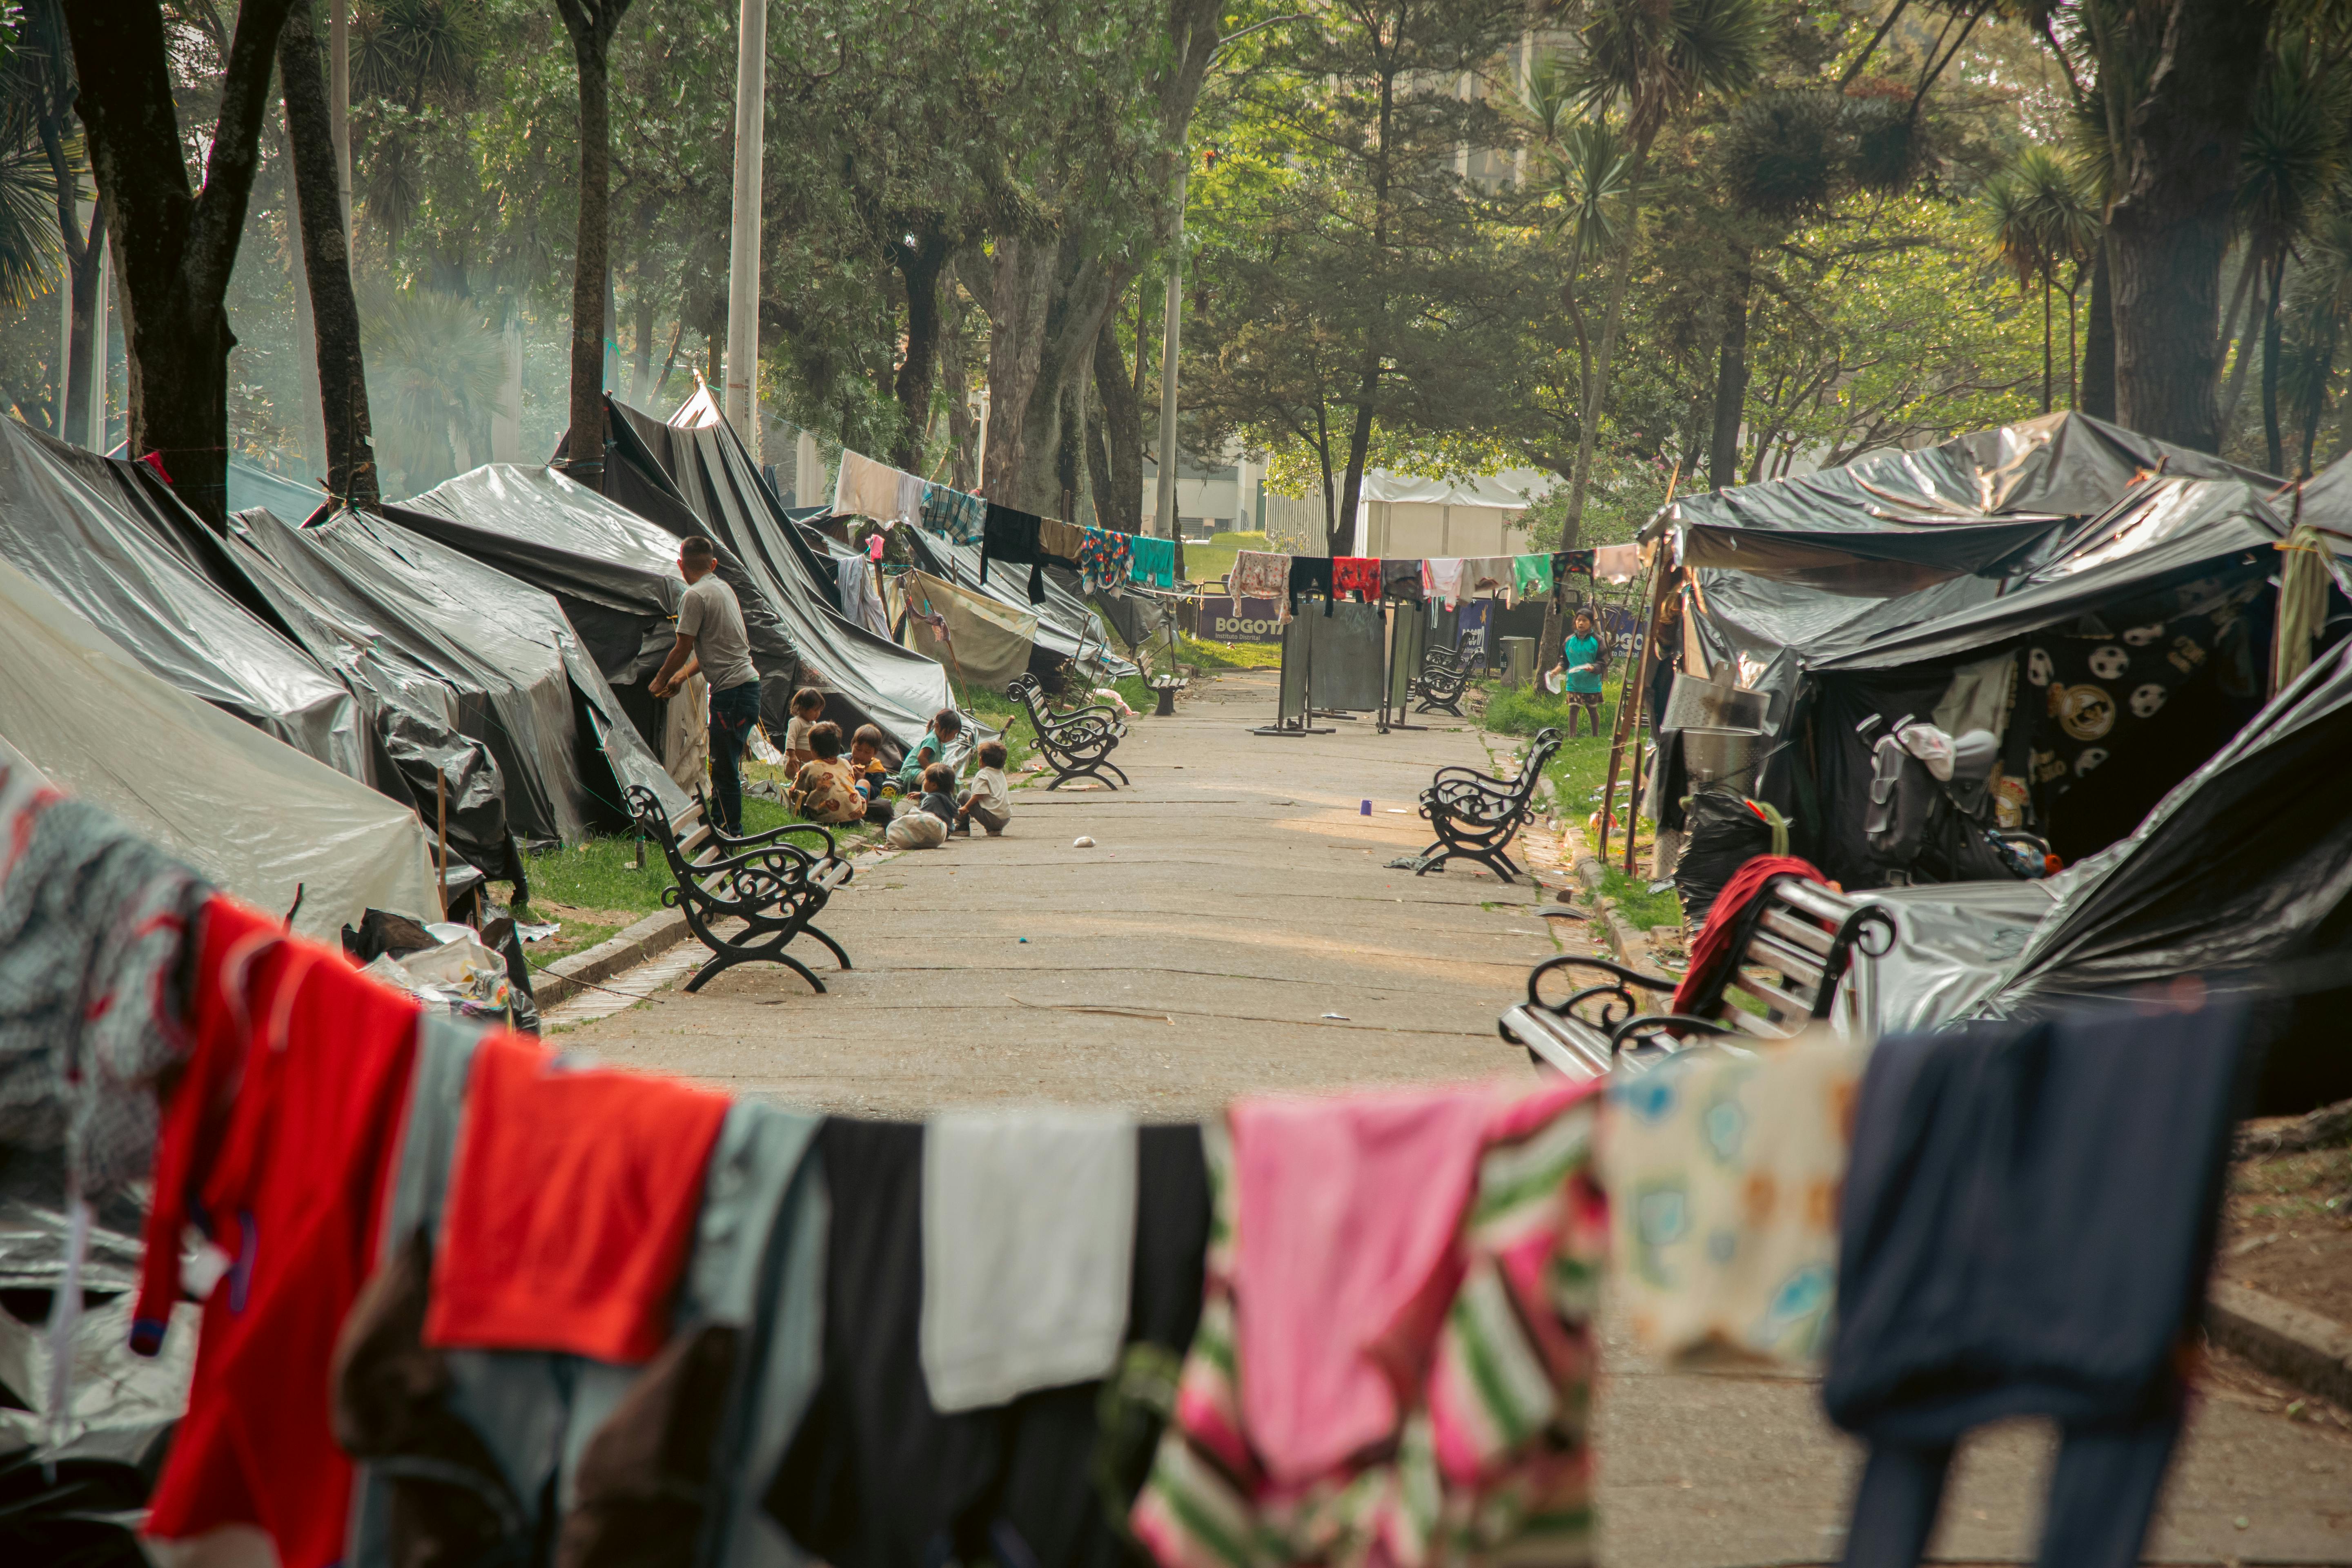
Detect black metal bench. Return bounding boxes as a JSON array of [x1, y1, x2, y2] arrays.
[[1007, 673, 1130, 790], [1498, 874, 1894, 1080], [624, 784, 855, 994], [1413, 641, 1474, 715], [1408, 727, 1564, 883]]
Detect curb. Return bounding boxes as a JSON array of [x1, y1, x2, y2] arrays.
[[2207, 1281, 2352, 1410], [531, 908, 693, 1008]]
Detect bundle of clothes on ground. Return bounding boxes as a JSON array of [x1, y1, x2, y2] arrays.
[[3, 767, 2250, 1568]]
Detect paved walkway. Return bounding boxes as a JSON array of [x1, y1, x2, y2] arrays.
[[558, 670, 2352, 1567]]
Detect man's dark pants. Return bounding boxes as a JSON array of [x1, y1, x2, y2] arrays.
[[707, 680, 762, 835]]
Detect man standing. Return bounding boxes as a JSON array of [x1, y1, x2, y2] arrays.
[[651, 537, 764, 835]]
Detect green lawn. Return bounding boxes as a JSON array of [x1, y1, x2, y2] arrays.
[[1178, 530, 1272, 586], [1479, 680, 1683, 926], [1178, 633, 1283, 670]]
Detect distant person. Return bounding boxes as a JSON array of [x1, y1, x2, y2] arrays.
[[784, 687, 826, 771], [1548, 609, 1610, 738], [786, 721, 863, 825], [651, 536, 762, 835], [956, 739, 1012, 837], [848, 723, 894, 823], [895, 706, 963, 793], [884, 761, 958, 849]]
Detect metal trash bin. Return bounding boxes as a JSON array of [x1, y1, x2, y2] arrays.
[[1501, 636, 1536, 689]]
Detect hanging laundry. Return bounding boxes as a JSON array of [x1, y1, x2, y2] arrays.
[[894, 471, 925, 529], [1592, 542, 1642, 584], [1287, 555, 1336, 616], [1129, 533, 1178, 590], [1038, 518, 1089, 568], [838, 555, 891, 638], [1227, 547, 1288, 609], [338, 1033, 826, 1568], [980, 503, 1051, 605], [1513, 552, 1555, 600], [1554, 548, 1595, 582], [921, 481, 987, 547], [1824, 1000, 2247, 1568], [1465, 557, 1517, 605], [1421, 557, 1466, 610], [137, 898, 426, 1568], [1331, 556, 1382, 600], [833, 450, 916, 525], [0, 757, 209, 1197], [770, 1120, 1211, 1568], [1132, 1080, 1607, 1568], [1076, 528, 1135, 597], [1600, 1027, 1865, 1369], [920, 1108, 1136, 1413], [423, 1032, 732, 1363], [1380, 557, 1425, 603]]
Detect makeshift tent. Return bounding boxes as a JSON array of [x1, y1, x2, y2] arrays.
[[226, 458, 328, 522], [894, 569, 1038, 692], [0, 419, 365, 777], [396, 463, 701, 762], [581, 392, 957, 755], [228, 506, 688, 844], [899, 525, 1137, 679], [0, 552, 440, 938], [1355, 470, 1549, 559]]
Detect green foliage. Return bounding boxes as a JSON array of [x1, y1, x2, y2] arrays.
[[363, 284, 508, 497]]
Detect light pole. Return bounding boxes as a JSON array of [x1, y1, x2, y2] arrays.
[[724, 0, 768, 454], [1151, 162, 1187, 543]]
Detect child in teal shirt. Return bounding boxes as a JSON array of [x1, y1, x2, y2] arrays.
[[1551, 610, 1608, 737]]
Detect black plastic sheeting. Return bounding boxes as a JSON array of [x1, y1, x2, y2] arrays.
[[1663, 411, 2271, 564], [398, 464, 687, 756], [581, 391, 958, 755], [0, 420, 369, 776], [899, 525, 1138, 679], [228, 505, 686, 845]]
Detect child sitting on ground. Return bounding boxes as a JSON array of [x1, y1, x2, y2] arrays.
[[785, 721, 864, 824], [956, 739, 1012, 836], [848, 724, 894, 824], [884, 761, 959, 849], [895, 706, 962, 793], [784, 686, 826, 770]]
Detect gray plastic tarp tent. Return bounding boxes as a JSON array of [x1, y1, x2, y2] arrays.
[[227, 505, 688, 844], [0, 551, 440, 938], [898, 525, 1138, 679], [0, 419, 365, 776], [584, 390, 958, 755]]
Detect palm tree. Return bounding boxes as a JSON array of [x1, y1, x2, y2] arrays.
[[363, 285, 506, 497], [1986, 146, 2101, 412], [2235, 33, 2348, 473], [2282, 203, 2352, 476], [1557, 0, 1766, 542]]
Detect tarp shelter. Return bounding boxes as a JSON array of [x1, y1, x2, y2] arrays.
[[226, 459, 327, 523], [893, 569, 1038, 693], [899, 526, 1137, 680], [227, 505, 687, 845], [396, 463, 704, 769], [0, 552, 440, 938], [0, 419, 365, 777], [583, 391, 956, 756]]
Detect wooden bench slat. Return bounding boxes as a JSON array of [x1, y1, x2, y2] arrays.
[[1745, 929, 1829, 991], [1756, 905, 1836, 958]]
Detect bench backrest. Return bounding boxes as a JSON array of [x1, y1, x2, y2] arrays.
[[1684, 876, 1891, 1042], [1508, 728, 1564, 808]]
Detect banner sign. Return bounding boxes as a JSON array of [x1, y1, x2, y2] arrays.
[[1201, 596, 1288, 644]]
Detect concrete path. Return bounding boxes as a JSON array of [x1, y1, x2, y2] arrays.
[[557, 669, 2352, 1568]]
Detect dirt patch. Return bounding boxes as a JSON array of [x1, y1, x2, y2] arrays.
[[2215, 1134, 2352, 1327]]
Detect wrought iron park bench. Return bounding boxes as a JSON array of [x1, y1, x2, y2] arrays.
[[1408, 727, 1564, 883], [624, 784, 855, 994], [1498, 873, 1893, 1080], [1413, 640, 1475, 715], [1007, 673, 1130, 790]]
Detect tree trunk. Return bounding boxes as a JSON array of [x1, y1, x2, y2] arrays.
[[1083, 384, 1116, 530], [2219, 267, 2262, 428], [37, 103, 107, 447], [983, 229, 1122, 514], [2105, 0, 2273, 451], [1092, 307, 1144, 534], [1334, 365, 1376, 558], [65, 0, 296, 526], [2080, 234, 2116, 420], [1566, 134, 1655, 535], [279, 0, 378, 507], [1707, 248, 1752, 489], [890, 227, 950, 472], [2261, 250, 2286, 474], [554, 0, 631, 471]]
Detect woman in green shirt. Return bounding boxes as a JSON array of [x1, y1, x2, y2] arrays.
[[1550, 610, 1609, 737]]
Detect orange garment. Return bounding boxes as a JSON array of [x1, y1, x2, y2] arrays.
[[138, 897, 423, 1568], [423, 1031, 731, 1363], [1331, 556, 1382, 599]]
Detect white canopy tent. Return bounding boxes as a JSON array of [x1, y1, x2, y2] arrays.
[[0, 551, 441, 938], [1353, 469, 1555, 558]]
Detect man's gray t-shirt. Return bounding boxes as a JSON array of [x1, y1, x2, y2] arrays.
[[679, 573, 760, 693]]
